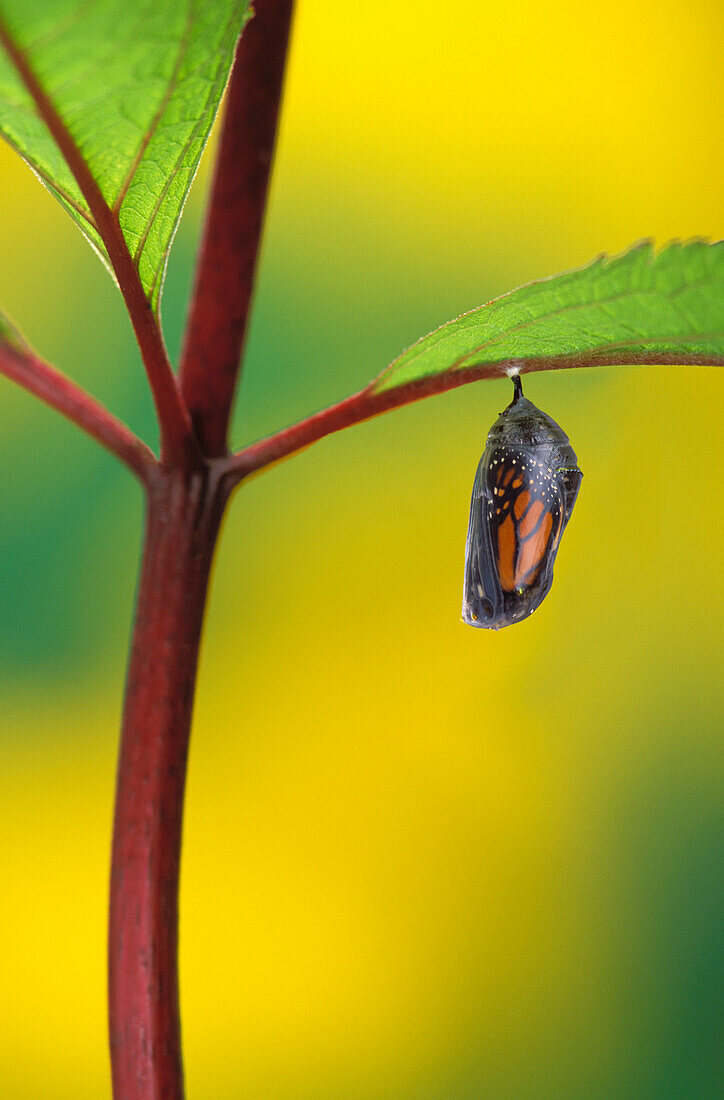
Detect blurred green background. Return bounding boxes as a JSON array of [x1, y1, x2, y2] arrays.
[[1, 0, 723, 1096]]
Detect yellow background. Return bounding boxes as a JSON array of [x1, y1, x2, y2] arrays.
[[0, 0, 723, 1095]]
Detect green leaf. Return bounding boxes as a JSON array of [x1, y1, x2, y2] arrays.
[[372, 240, 724, 394], [0, 0, 250, 310]]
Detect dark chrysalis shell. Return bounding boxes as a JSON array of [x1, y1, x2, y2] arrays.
[[462, 374, 582, 629]]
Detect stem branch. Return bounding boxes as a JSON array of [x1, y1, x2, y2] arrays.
[[0, 340, 155, 481], [222, 349, 724, 482]]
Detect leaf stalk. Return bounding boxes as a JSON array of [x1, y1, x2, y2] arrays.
[[222, 348, 724, 484], [0, 340, 155, 480]]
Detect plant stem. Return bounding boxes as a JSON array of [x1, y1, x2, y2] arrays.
[[180, 0, 295, 456], [222, 349, 724, 482], [108, 464, 229, 1100], [107, 8, 296, 1095]]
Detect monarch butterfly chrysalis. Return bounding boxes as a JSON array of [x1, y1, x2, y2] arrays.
[[462, 373, 582, 629]]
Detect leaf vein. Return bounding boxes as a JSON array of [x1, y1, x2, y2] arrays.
[[132, 2, 245, 280], [453, 281, 723, 369], [112, 0, 195, 215]]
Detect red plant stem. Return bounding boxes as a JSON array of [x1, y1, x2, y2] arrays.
[[0, 341, 155, 480], [0, 17, 195, 468], [222, 348, 724, 482], [108, 465, 230, 1100], [180, 0, 295, 456]]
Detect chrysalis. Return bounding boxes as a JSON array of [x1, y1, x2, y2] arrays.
[[462, 374, 582, 629]]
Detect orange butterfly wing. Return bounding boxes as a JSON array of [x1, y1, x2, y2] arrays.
[[487, 453, 563, 593]]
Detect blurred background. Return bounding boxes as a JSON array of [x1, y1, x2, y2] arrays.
[[0, 0, 723, 1096]]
